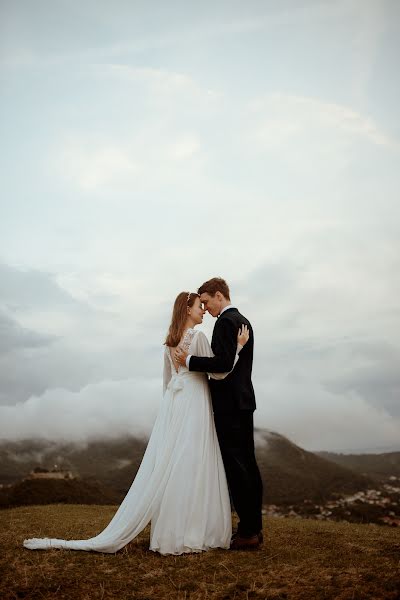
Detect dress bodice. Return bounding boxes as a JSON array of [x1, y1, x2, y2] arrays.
[[164, 329, 202, 394], [167, 328, 197, 375]]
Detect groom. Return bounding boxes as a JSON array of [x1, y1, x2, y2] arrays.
[[175, 277, 263, 549]]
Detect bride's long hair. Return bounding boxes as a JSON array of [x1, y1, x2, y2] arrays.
[[165, 291, 199, 347]]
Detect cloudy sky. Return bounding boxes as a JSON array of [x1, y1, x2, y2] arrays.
[[1, 0, 399, 452]]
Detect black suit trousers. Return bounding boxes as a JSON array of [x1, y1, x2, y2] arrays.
[[214, 411, 263, 536]]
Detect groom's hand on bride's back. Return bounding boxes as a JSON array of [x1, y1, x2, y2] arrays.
[[175, 346, 188, 366]]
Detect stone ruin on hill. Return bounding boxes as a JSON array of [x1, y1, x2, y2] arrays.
[[24, 466, 75, 480]]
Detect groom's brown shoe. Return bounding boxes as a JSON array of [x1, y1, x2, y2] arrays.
[[231, 531, 263, 544], [230, 533, 262, 550]]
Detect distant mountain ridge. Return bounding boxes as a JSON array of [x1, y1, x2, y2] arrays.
[[0, 430, 374, 507], [317, 451, 400, 481]]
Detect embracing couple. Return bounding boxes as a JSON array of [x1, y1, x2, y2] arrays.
[[24, 277, 263, 555]]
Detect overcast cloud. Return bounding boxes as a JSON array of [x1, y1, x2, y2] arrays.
[[0, 0, 399, 452]]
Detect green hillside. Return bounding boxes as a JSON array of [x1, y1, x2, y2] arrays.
[[0, 431, 373, 506], [0, 477, 120, 509], [255, 431, 372, 504]]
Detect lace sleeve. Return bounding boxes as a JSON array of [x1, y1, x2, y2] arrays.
[[163, 347, 172, 394], [194, 331, 241, 380]]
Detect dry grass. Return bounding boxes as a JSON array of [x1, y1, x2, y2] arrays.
[[1, 504, 399, 600]]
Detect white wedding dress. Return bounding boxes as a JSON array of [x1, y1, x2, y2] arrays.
[[23, 329, 237, 555]]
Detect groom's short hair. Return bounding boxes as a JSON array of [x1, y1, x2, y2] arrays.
[[198, 277, 230, 300]]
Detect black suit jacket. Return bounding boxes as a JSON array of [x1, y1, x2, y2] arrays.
[[189, 308, 256, 413]]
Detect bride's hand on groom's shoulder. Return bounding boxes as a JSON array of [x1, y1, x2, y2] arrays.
[[237, 325, 249, 346]]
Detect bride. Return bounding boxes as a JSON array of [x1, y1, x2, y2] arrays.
[[23, 291, 249, 555]]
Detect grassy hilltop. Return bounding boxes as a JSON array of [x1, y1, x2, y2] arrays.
[[1, 505, 399, 600]]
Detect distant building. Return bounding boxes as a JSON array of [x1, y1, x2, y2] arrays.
[[25, 466, 75, 480]]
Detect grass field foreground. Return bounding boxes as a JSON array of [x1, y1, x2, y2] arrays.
[[0, 504, 399, 600]]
